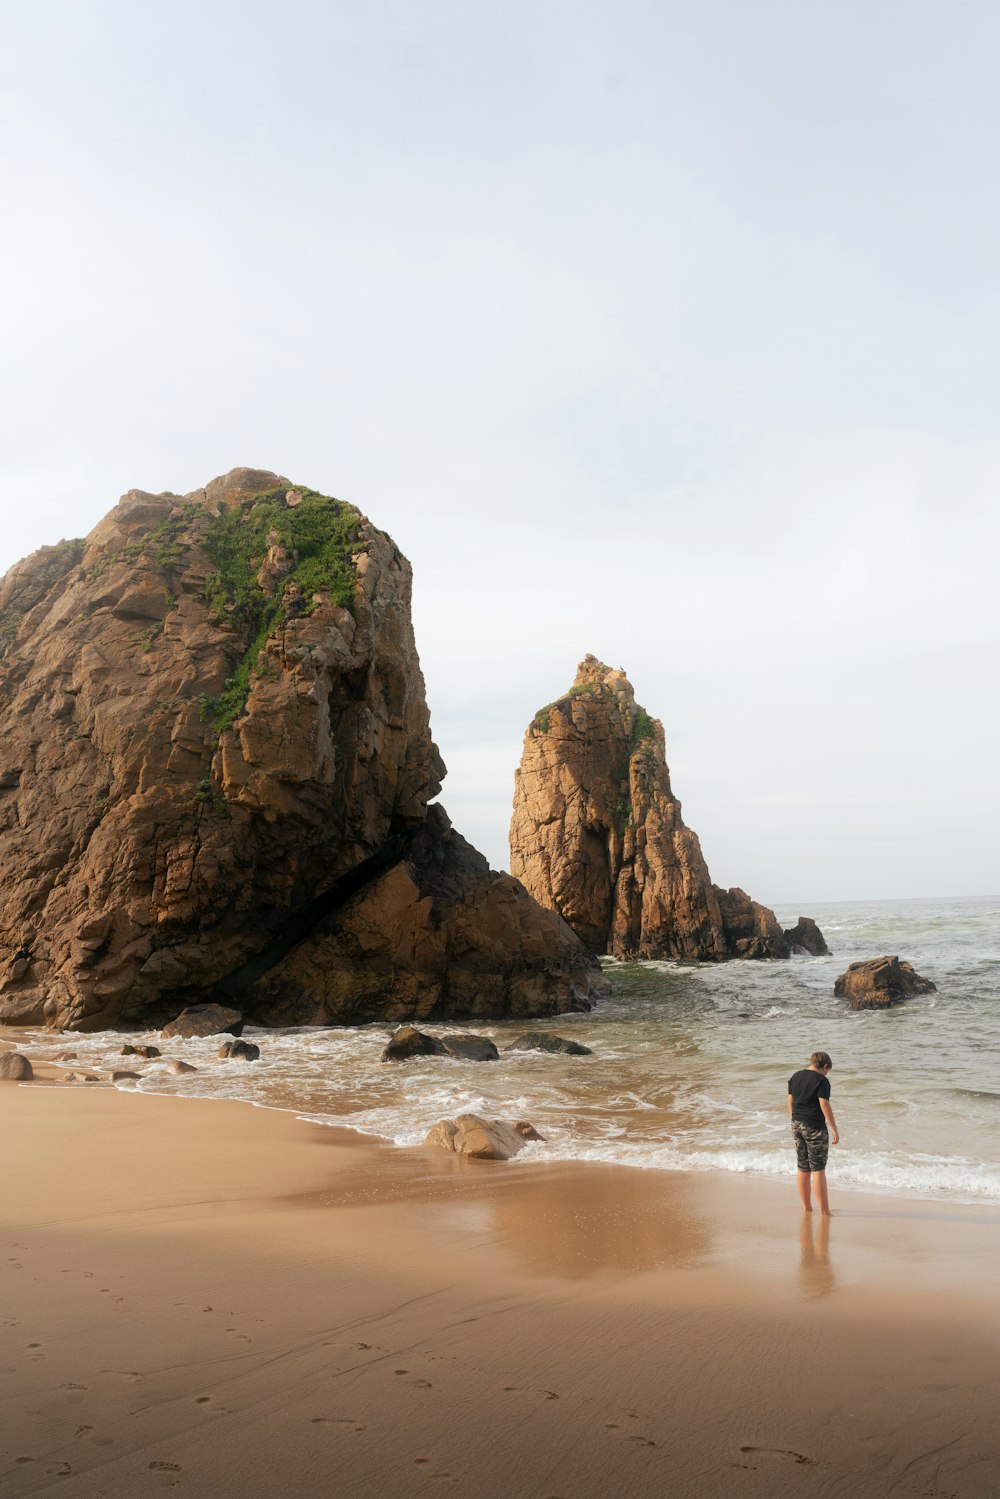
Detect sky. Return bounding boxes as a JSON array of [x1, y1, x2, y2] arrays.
[[1, 0, 997, 901]]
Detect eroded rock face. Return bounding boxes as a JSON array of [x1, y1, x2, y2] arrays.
[[834, 956, 936, 1009], [244, 805, 607, 1026], [510, 656, 825, 962], [0, 470, 605, 1031]]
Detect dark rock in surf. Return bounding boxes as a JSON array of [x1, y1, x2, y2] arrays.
[[834, 955, 936, 1009], [438, 1034, 499, 1061], [162, 1004, 244, 1039], [381, 1025, 446, 1061], [380, 1026, 498, 1061], [782, 917, 829, 956], [121, 1043, 161, 1058], [506, 1032, 593, 1056], [218, 1039, 260, 1061]]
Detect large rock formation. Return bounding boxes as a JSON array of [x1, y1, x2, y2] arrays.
[[0, 470, 605, 1030], [510, 656, 825, 961]]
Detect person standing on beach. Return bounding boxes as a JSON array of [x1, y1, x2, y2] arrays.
[[788, 1051, 839, 1215]]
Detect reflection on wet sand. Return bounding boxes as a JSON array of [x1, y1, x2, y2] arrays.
[[487, 1162, 713, 1277], [301, 1134, 715, 1278], [799, 1213, 836, 1297]]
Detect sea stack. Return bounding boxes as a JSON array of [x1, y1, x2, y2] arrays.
[[0, 470, 606, 1031], [509, 655, 827, 961]]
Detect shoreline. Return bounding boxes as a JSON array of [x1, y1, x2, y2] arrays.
[[8, 1026, 1000, 1215], [3, 1082, 999, 1497]]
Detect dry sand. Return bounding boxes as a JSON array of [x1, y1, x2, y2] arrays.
[[1, 1078, 999, 1498]]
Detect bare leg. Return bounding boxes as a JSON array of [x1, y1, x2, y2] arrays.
[[797, 1170, 813, 1212], [813, 1169, 832, 1216]]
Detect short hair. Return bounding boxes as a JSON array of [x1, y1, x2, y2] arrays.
[[810, 1051, 832, 1070]]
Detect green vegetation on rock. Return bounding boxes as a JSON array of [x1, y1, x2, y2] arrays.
[[631, 708, 655, 746], [201, 488, 361, 735]]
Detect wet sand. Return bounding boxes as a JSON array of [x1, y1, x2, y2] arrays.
[[2, 1082, 999, 1498]]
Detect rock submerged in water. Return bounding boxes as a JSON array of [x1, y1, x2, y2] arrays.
[[424, 1114, 545, 1160], [380, 1025, 498, 1061], [161, 1005, 244, 1040], [510, 655, 826, 962], [0, 1051, 33, 1080], [164, 1059, 197, 1075], [505, 1032, 593, 1056], [218, 1039, 260, 1061], [0, 470, 606, 1033], [834, 956, 937, 1009]]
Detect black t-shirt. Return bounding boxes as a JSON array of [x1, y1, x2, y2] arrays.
[[788, 1068, 831, 1128]]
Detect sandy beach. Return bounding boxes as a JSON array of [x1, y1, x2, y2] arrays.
[[2, 1076, 999, 1499]]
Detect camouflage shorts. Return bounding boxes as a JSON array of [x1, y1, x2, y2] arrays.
[[792, 1119, 829, 1173]]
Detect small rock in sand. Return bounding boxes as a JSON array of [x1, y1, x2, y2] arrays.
[[0, 1052, 34, 1081]]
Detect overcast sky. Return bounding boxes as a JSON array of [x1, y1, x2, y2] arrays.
[[1, 1, 997, 901]]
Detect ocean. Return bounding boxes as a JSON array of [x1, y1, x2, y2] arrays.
[[21, 895, 1000, 1206]]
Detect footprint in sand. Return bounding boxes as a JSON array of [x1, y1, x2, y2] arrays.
[[739, 1445, 812, 1466], [311, 1418, 368, 1432], [503, 1386, 559, 1401], [61, 1382, 88, 1391], [148, 1461, 182, 1471], [74, 1426, 94, 1439], [14, 1457, 35, 1466], [47, 1462, 73, 1477]]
